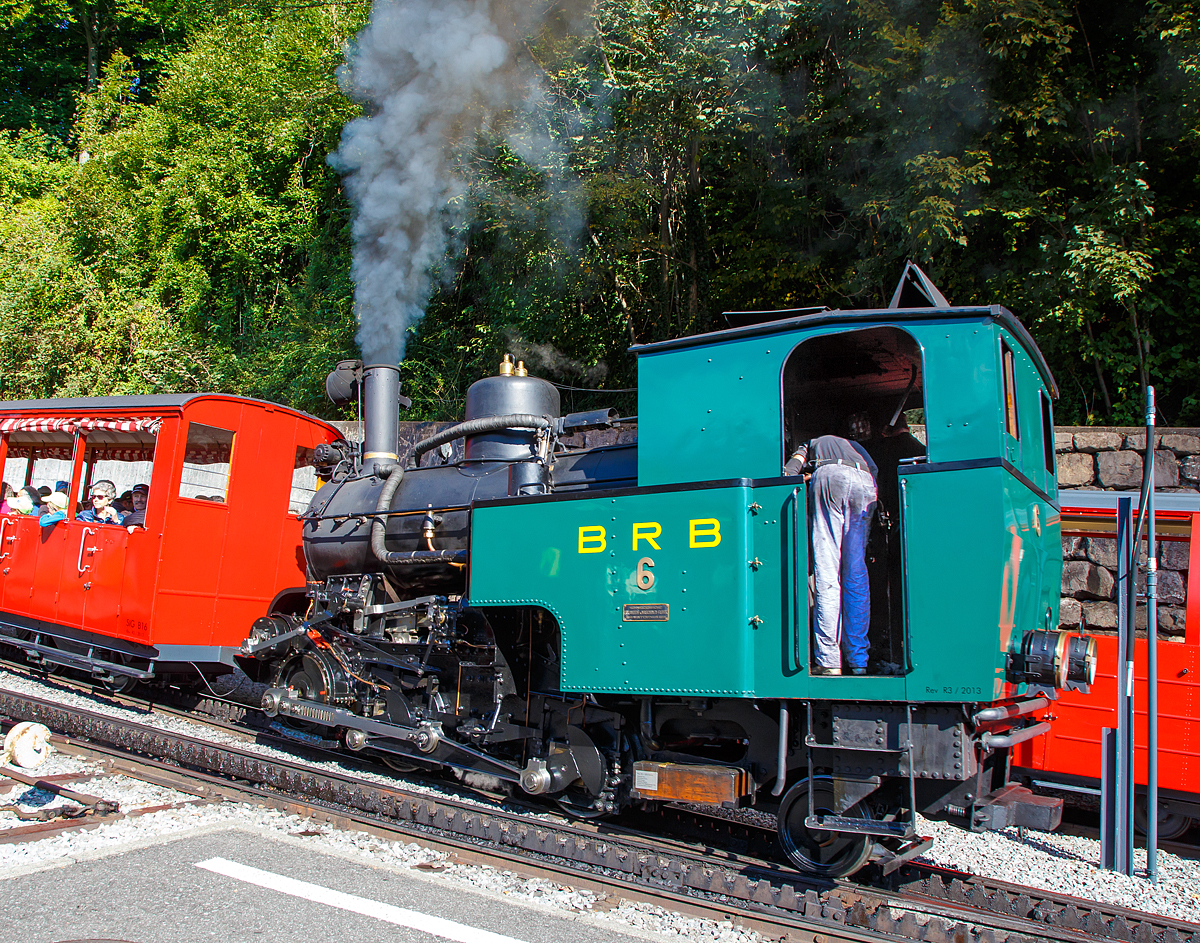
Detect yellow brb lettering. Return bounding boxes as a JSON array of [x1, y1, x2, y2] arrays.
[[578, 525, 607, 553], [632, 522, 662, 550], [689, 518, 721, 548]]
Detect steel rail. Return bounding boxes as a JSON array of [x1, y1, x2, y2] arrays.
[[1, 688, 1198, 943]]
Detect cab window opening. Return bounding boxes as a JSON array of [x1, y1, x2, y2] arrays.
[[781, 326, 927, 677], [1040, 391, 1055, 476], [1002, 340, 1020, 440]]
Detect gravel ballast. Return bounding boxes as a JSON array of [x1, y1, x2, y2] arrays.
[[1, 667, 1198, 928]]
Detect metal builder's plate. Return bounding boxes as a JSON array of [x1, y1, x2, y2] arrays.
[[622, 604, 669, 622]]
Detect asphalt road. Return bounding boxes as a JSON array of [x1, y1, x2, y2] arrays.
[[0, 826, 655, 943]]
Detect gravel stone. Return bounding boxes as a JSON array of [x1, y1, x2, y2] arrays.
[[6, 669, 1200, 932], [0, 737, 760, 942]]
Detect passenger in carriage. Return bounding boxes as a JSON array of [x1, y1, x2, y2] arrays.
[[0, 482, 12, 514], [124, 483, 148, 532], [38, 491, 68, 527], [115, 490, 135, 515], [10, 486, 41, 516], [78, 480, 125, 525]]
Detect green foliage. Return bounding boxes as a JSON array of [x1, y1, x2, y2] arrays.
[[0, 1, 366, 415], [2, 0, 1200, 425]]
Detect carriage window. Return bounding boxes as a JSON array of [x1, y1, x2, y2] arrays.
[[290, 446, 319, 514], [1001, 341, 1020, 440], [2, 453, 28, 497], [180, 424, 235, 502], [5, 439, 74, 504], [82, 441, 157, 520], [31, 455, 74, 497], [1040, 391, 1055, 475]]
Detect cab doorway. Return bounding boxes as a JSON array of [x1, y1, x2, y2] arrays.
[[782, 326, 927, 675]]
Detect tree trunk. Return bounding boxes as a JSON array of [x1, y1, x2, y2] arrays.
[[658, 152, 679, 335], [80, 3, 99, 93], [1084, 320, 1112, 417]]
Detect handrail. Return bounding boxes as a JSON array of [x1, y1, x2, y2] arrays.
[[791, 485, 804, 671], [76, 527, 96, 574], [0, 517, 11, 560]]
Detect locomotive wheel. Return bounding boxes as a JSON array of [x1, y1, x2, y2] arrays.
[[274, 652, 339, 735], [1135, 799, 1194, 841], [776, 776, 873, 878], [555, 788, 607, 820], [379, 754, 423, 774]]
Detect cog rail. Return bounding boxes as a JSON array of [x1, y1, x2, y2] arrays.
[[0, 687, 1196, 943]]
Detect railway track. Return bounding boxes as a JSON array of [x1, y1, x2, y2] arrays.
[[0, 685, 1197, 943]]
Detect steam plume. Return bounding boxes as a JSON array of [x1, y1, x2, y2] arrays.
[[331, 0, 548, 365]]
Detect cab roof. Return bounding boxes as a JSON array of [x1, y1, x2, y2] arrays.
[[630, 304, 1058, 399]]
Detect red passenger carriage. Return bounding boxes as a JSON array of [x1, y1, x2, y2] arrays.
[[1012, 491, 1200, 837], [0, 394, 341, 686]]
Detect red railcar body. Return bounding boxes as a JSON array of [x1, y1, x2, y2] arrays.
[[1012, 493, 1200, 833], [0, 395, 341, 682]]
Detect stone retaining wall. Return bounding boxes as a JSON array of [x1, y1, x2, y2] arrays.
[[1054, 427, 1200, 491]]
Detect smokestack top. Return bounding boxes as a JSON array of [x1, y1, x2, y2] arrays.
[[361, 363, 402, 466]]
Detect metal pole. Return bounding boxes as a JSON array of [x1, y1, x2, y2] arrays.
[[1100, 727, 1118, 869], [1115, 494, 1134, 875], [1145, 386, 1158, 880]]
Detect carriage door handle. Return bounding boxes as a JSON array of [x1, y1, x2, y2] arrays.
[[0, 518, 12, 560], [77, 527, 97, 574]]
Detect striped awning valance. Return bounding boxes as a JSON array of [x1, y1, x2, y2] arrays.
[[0, 417, 162, 435]]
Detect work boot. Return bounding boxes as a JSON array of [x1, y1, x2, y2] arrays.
[[811, 665, 842, 676], [850, 667, 867, 676]]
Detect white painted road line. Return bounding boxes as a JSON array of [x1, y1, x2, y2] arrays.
[[195, 857, 532, 943]]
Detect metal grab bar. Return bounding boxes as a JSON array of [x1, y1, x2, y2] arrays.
[[0, 517, 11, 560], [791, 485, 804, 671], [972, 696, 1050, 725], [980, 721, 1052, 750], [76, 527, 96, 574]]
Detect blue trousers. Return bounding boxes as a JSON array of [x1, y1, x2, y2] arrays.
[[810, 464, 877, 670]]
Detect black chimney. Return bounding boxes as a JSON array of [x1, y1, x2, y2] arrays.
[[361, 363, 401, 467]]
